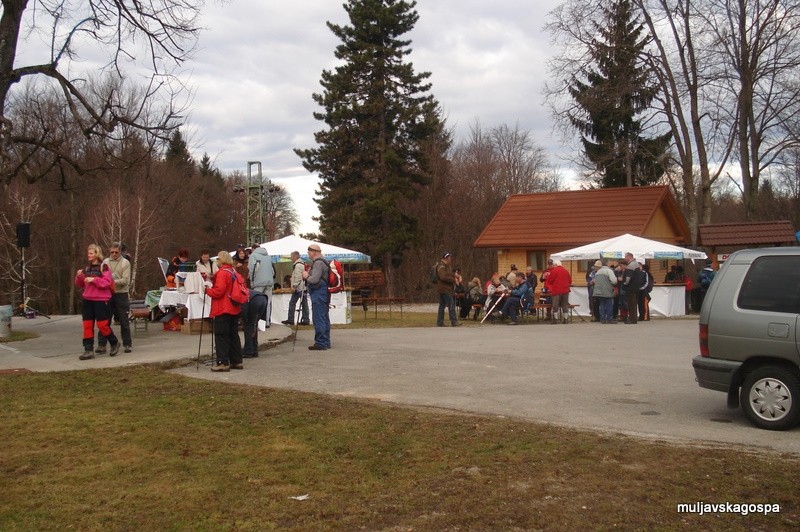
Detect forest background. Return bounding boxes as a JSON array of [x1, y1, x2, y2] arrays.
[[2, 0, 800, 314]]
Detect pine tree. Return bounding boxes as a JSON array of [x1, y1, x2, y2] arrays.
[[295, 0, 444, 284], [165, 130, 195, 176], [199, 152, 223, 186], [568, 0, 671, 188]]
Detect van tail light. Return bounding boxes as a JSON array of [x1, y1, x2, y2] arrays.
[[699, 324, 709, 357]]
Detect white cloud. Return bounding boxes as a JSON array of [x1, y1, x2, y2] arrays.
[[182, 0, 567, 234]]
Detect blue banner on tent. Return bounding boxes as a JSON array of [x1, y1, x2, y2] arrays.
[[653, 251, 685, 259]]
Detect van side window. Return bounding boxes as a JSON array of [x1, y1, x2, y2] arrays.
[[737, 256, 800, 314]]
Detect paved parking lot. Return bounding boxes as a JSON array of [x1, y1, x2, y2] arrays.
[[4, 314, 798, 453], [174, 318, 800, 454]]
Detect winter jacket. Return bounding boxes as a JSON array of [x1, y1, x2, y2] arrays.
[[103, 256, 131, 294], [545, 265, 571, 296], [206, 264, 242, 317], [195, 259, 218, 280], [290, 258, 306, 291], [307, 257, 329, 292], [623, 261, 643, 293], [591, 266, 618, 298], [468, 281, 483, 303], [248, 246, 275, 292], [699, 267, 715, 290], [435, 260, 455, 294], [75, 262, 114, 302]]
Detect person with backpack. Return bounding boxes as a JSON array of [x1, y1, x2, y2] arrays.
[[698, 259, 716, 309], [302, 243, 331, 350], [205, 250, 244, 371], [248, 244, 274, 324], [434, 252, 460, 327]]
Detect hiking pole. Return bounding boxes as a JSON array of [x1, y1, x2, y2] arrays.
[[481, 293, 507, 324], [291, 289, 307, 352], [209, 316, 216, 367], [196, 288, 208, 371]]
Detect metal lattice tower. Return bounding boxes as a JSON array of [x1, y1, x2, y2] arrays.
[[246, 161, 265, 245]]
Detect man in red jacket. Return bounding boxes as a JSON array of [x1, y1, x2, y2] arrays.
[[544, 259, 572, 324]]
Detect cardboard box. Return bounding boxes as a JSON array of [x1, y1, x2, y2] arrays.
[[180, 318, 212, 335]]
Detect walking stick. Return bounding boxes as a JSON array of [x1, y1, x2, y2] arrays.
[[196, 287, 208, 371], [480, 292, 507, 324], [291, 289, 307, 352]]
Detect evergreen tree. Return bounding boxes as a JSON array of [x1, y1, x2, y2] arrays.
[[295, 0, 444, 283], [199, 152, 223, 186], [568, 0, 671, 188], [165, 130, 195, 176]]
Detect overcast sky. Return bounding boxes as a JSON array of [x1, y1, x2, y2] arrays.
[[183, 0, 567, 234]]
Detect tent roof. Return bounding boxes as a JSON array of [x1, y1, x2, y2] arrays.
[[550, 233, 707, 261], [260, 235, 371, 264]]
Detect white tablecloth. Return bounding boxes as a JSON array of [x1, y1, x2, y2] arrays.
[[158, 290, 211, 320], [270, 290, 352, 324], [569, 285, 686, 317]]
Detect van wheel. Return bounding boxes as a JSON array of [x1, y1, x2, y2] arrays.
[[740, 366, 800, 431]]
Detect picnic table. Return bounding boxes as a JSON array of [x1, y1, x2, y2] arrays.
[[362, 297, 406, 320]]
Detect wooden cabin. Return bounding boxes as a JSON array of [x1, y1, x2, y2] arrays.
[[473, 186, 693, 284]]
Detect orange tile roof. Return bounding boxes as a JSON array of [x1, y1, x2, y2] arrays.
[[697, 221, 796, 247], [474, 186, 690, 248]]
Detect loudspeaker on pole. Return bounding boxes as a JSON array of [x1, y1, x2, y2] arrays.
[[16, 222, 30, 248]]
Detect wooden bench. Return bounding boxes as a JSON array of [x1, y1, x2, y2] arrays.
[[362, 297, 407, 320], [129, 301, 151, 335]]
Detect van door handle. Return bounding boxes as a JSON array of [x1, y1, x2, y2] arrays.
[[768, 323, 790, 338]]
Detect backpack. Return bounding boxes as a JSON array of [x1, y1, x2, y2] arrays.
[[430, 263, 439, 284], [327, 259, 344, 294], [700, 268, 715, 289], [227, 270, 249, 305]]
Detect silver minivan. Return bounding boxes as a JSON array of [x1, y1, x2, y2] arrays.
[[692, 247, 800, 430]]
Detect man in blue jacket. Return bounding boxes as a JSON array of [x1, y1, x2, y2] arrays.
[[501, 272, 531, 325]]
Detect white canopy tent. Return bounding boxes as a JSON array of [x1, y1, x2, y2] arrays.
[[550, 234, 706, 318], [259, 235, 371, 264], [550, 233, 707, 262], [256, 235, 370, 325]]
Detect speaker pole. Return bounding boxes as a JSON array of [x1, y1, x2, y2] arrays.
[[20, 246, 25, 316]]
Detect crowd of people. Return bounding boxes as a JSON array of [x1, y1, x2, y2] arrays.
[[73, 242, 716, 365], [433, 252, 575, 326], [74, 242, 335, 371], [433, 251, 714, 326]]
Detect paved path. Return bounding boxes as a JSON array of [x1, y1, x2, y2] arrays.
[[4, 314, 798, 453], [0, 314, 290, 372]]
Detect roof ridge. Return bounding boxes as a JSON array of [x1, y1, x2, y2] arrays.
[[508, 184, 668, 200]]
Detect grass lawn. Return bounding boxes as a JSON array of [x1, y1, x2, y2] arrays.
[[0, 330, 38, 343], [2, 366, 798, 530]]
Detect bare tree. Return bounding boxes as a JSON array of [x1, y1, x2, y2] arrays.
[[699, 0, 800, 220], [0, 0, 208, 185], [264, 185, 299, 241], [633, 0, 738, 241]]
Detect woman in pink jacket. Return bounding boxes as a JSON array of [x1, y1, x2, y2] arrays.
[[75, 244, 120, 360]]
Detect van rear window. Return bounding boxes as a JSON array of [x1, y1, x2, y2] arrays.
[[737, 256, 800, 314]]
